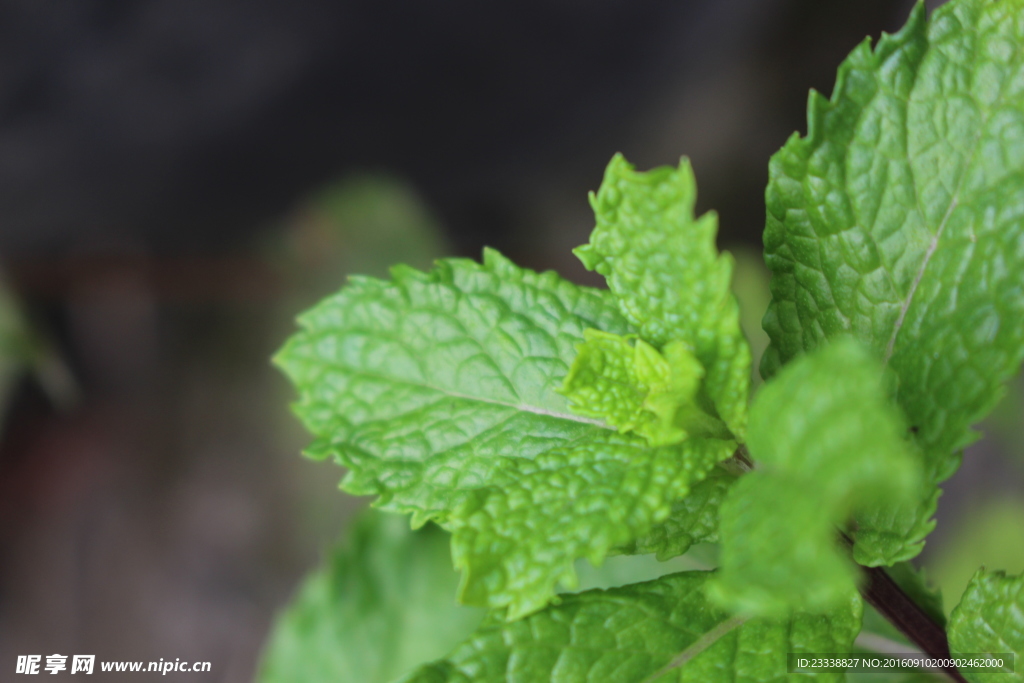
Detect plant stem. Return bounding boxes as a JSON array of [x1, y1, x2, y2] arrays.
[[727, 447, 966, 681], [858, 562, 968, 683]]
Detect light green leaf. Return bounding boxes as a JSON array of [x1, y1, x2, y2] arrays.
[[712, 338, 922, 616], [711, 472, 860, 616], [947, 569, 1023, 682], [761, 0, 1024, 561], [576, 154, 751, 439], [852, 490, 940, 567], [451, 434, 732, 618], [613, 466, 734, 561], [275, 249, 734, 619], [560, 329, 727, 446], [258, 511, 483, 683], [730, 248, 772, 389], [397, 571, 861, 683], [746, 339, 918, 499]]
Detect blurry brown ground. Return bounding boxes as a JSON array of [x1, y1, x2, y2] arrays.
[[1, 1, 1022, 681]]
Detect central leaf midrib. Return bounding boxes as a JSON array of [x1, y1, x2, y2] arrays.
[[643, 615, 747, 682], [883, 32, 992, 364], [334, 362, 612, 429]]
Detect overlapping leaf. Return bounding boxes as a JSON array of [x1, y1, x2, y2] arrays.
[[711, 339, 921, 616], [947, 569, 1023, 682], [275, 249, 733, 618], [398, 571, 861, 683], [560, 330, 727, 446], [576, 154, 751, 440], [761, 0, 1024, 562]]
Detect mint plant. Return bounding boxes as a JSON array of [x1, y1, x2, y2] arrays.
[[269, 0, 1024, 680]]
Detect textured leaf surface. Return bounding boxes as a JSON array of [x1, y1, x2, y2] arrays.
[[852, 490, 941, 567], [712, 339, 921, 616], [398, 571, 861, 683], [613, 467, 734, 561], [452, 434, 732, 618], [258, 511, 483, 683], [761, 0, 1024, 561], [560, 329, 726, 446], [576, 154, 751, 439], [276, 249, 733, 618], [948, 569, 1024, 682]]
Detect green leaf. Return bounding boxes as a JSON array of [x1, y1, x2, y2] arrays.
[[711, 338, 922, 616], [851, 490, 940, 567], [275, 249, 734, 619], [711, 472, 860, 617], [761, 0, 1024, 561], [397, 571, 861, 683], [258, 510, 483, 683], [613, 466, 735, 561], [284, 173, 449, 288], [559, 329, 728, 446], [947, 569, 1023, 682], [452, 434, 732, 619], [730, 248, 772, 389], [576, 154, 751, 440]]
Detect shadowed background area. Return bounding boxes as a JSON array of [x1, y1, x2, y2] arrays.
[[1, 0, 1021, 681]]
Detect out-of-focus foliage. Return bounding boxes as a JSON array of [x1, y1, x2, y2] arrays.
[[282, 175, 449, 290], [258, 511, 484, 683], [930, 497, 1024, 616], [712, 339, 921, 616], [0, 276, 31, 413], [728, 248, 770, 387], [0, 274, 75, 423], [258, 509, 718, 683]]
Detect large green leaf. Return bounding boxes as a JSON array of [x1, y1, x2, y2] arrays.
[[761, 0, 1024, 562], [258, 511, 483, 683], [711, 338, 921, 616], [576, 154, 751, 440], [398, 571, 861, 683], [275, 249, 733, 618], [947, 569, 1023, 682]]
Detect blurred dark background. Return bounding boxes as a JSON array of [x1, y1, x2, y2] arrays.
[[1, 0, 1021, 681]]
